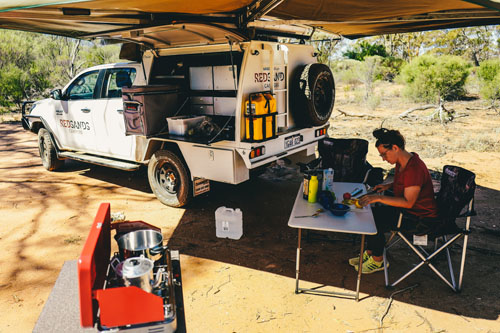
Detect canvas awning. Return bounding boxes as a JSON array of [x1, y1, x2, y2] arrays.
[[0, 0, 499, 41]]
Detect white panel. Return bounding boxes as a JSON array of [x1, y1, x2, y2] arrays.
[[179, 145, 236, 183], [189, 67, 213, 90], [213, 65, 238, 90], [214, 97, 236, 116]]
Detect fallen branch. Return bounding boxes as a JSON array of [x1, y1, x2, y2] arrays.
[[336, 109, 379, 119], [398, 104, 436, 118], [379, 284, 419, 328]]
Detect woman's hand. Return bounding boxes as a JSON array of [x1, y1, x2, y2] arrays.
[[358, 194, 380, 207], [372, 183, 392, 193]]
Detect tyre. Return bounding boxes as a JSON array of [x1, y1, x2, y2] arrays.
[[37, 128, 64, 171], [148, 150, 191, 207], [291, 63, 335, 126]]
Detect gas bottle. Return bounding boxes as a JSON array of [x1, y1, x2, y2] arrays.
[[308, 175, 319, 203]]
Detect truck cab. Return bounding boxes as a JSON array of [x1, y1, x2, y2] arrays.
[[23, 22, 335, 207]]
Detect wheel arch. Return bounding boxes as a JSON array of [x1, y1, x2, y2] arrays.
[[144, 140, 189, 173]]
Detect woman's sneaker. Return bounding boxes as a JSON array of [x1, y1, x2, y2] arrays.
[[354, 256, 388, 274], [348, 251, 370, 267]]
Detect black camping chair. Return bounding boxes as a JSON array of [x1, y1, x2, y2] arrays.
[[318, 138, 384, 186], [299, 138, 384, 186], [383, 165, 476, 291]]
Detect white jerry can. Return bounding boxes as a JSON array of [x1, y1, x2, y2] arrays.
[[215, 206, 243, 240]]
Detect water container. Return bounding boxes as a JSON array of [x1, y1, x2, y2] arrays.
[[322, 168, 334, 192], [215, 206, 243, 240], [308, 175, 319, 203]]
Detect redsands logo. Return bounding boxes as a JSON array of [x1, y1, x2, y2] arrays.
[[60, 119, 91, 131], [254, 71, 285, 83]]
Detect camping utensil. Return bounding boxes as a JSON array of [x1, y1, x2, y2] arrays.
[[295, 209, 324, 218]]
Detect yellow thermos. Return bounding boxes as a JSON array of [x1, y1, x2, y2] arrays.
[[308, 175, 319, 203]]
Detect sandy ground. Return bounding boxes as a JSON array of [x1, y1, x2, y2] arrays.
[[0, 89, 500, 333]]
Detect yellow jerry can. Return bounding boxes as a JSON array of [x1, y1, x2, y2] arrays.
[[244, 92, 277, 142]]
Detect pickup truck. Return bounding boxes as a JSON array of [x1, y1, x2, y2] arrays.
[[22, 23, 335, 207]]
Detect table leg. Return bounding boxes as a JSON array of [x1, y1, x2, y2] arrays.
[[355, 234, 365, 302], [295, 228, 302, 293]]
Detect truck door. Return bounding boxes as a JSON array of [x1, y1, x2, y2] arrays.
[[59, 70, 100, 152], [92, 68, 137, 160]]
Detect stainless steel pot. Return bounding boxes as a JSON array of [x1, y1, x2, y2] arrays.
[[117, 229, 167, 261], [121, 256, 163, 293]]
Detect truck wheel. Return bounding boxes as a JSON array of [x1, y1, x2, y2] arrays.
[[291, 63, 335, 126], [38, 128, 64, 171], [148, 150, 191, 207]]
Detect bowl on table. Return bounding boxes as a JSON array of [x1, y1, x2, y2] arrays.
[[330, 203, 350, 216]]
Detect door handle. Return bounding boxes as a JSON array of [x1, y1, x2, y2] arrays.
[[81, 108, 91, 113], [117, 109, 123, 114]]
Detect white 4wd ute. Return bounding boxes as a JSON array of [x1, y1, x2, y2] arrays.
[[22, 23, 335, 207]]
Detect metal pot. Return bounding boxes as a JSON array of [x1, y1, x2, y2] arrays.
[[117, 229, 167, 261], [121, 256, 163, 293]]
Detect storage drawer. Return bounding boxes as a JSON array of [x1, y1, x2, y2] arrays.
[[191, 104, 214, 115], [213, 66, 238, 90], [191, 96, 213, 105], [214, 97, 236, 116], [189, 67, 213, 90]]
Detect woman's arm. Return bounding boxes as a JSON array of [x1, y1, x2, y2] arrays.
[[359, 185, 421, 208]]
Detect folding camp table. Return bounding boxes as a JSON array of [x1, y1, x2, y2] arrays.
[[288, 182, 377, 301]]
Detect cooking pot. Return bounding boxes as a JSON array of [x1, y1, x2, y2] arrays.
[[117, 229, 167, 261], [121, 256, 163, 293]]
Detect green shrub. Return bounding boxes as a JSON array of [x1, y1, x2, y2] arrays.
[[400, 55, 471, 103], [332, 59, 363, 85], [343, 41, 387, 61], [477, 59, 500, 102]]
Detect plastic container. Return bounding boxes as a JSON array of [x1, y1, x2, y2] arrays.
[[215, 206, 243, 240], [166, 115, 206, 136], [308, 175, 319, 203], [322, 168, 334, 192]]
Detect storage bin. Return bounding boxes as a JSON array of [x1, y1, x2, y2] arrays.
[[167, 115, 206, 136], [122, 85, 181, 136], [215, 206, 243, 240], [244, 92, 277, 142]]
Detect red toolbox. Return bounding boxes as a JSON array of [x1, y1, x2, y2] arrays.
[[78, 203, 184, 332]]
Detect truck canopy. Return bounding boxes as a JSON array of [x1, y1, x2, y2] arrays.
[[0, 0, 499, 42]]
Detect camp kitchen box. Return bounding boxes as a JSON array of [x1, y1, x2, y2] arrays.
[[78, 203, 185, 332], [122, 85, 181, 136]]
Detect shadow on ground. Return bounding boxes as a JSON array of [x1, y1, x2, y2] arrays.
[[167, 168, 500, 321]]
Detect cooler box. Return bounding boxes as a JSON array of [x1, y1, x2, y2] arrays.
[[122, 85, 181, 136], [244, 92, 277, 142], [167, 115, 206, 136]]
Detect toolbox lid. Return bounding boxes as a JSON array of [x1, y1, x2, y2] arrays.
[[78, 203, 164, 328], [78, 203, 112, 328]]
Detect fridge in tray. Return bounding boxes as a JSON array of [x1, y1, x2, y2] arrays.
[[122, 85, 181, 136]]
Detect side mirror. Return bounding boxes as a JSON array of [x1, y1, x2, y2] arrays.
[[50, 89, 62, 100]]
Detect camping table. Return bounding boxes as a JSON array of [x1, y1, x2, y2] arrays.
[[288, 182, 377, 301]]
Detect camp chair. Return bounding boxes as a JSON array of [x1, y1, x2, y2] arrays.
[[383, 165, 476, 292], [299, 138, 384, 186], [318, 138, 384, 187]]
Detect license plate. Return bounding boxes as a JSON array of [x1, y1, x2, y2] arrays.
[[284, 134, 301, 149]]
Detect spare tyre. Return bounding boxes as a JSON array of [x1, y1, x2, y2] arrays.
[[291, 63, 335, 126]]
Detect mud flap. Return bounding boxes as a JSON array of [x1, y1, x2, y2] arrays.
[[193, 177, 210, 197]]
